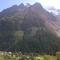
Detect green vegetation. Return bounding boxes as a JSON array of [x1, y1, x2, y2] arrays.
[[0, 51, 59, 60]]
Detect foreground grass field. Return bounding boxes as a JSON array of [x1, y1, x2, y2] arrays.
[[0, 51, 59, 60]]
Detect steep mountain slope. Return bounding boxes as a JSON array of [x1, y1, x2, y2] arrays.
[[0, 3, 60, 54]]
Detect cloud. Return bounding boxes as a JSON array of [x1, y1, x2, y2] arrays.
[[40, 0, 60, 9]]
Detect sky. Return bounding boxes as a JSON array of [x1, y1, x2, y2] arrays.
[[0, 0, 60, 12]]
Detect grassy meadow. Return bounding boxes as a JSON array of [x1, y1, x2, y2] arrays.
[[0, 51, 59, 60]]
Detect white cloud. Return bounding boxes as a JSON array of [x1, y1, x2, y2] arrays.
[[39, 0, 60, 9]]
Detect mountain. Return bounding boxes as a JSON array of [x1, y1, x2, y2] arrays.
[[49, 8, 60, 37], [0, 3, 60, 54]]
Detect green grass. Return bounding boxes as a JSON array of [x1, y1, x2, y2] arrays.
[[0, 55, 57, 60], [0, 52, 59, 60]]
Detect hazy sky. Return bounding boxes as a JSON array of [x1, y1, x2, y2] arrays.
[[0, 0, 60, 11]]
